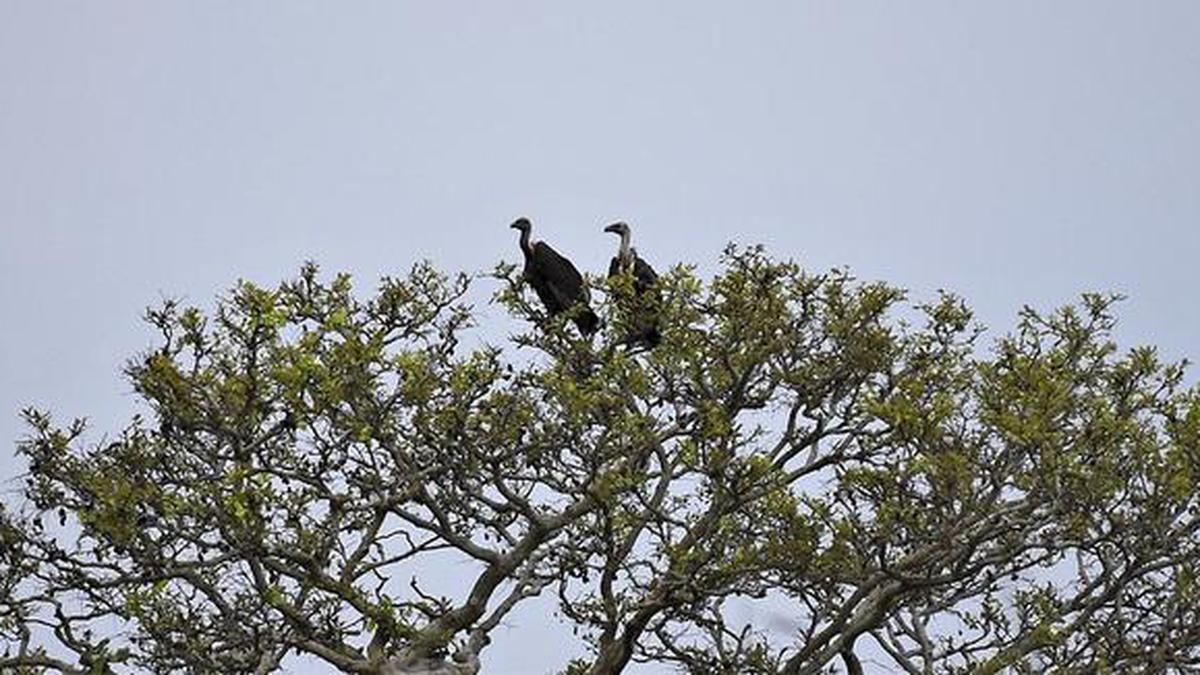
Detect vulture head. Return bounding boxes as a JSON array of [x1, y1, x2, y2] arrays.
[[604, 221, 633, 258], [603, 221, 631, 237], [510, 217, 532, 233]]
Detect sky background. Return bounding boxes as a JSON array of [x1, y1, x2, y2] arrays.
[[1, 2, 1198, 673]]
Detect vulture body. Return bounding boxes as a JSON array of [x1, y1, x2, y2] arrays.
[[510, 218, 599, 336], [604, 221, 661, 348]]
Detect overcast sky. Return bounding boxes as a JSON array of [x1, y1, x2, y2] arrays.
[[2, 2, 1198, 673]]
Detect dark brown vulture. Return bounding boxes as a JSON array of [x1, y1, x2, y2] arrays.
[[510, 217, 599, 336], [604, 221, 661, 348]]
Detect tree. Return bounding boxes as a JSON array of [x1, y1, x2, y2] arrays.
[[3, 246, 1199, 674]]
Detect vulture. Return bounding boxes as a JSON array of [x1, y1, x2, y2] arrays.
[[510, 217, 599, 336], [604, 221, 661, 348]]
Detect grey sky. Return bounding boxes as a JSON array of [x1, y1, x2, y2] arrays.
[[2, 2, 1198, 673]]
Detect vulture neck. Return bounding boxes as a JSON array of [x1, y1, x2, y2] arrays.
[[617, 231, 633, 266], [519, 228, 536, 256]]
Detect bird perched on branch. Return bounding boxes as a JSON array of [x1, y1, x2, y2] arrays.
[[510, 217, 599, 336], [604, 221, 661, 348]]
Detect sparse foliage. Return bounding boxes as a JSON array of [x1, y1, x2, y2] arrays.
[[3, 248, 1199, 674]]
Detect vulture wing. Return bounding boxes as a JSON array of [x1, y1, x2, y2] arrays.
[[530, 241, 599, 335], [531, 242, 587, 307], [632, 255, 659, 295]]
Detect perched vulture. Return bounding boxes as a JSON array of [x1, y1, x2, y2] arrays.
[[604, 221, 661, 348], [510, 217, 599, 336]]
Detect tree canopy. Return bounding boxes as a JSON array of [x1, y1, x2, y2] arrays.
[[3, 247, 1199, 674]]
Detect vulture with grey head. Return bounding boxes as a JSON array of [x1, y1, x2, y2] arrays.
[[604, 221, 661, 348]]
